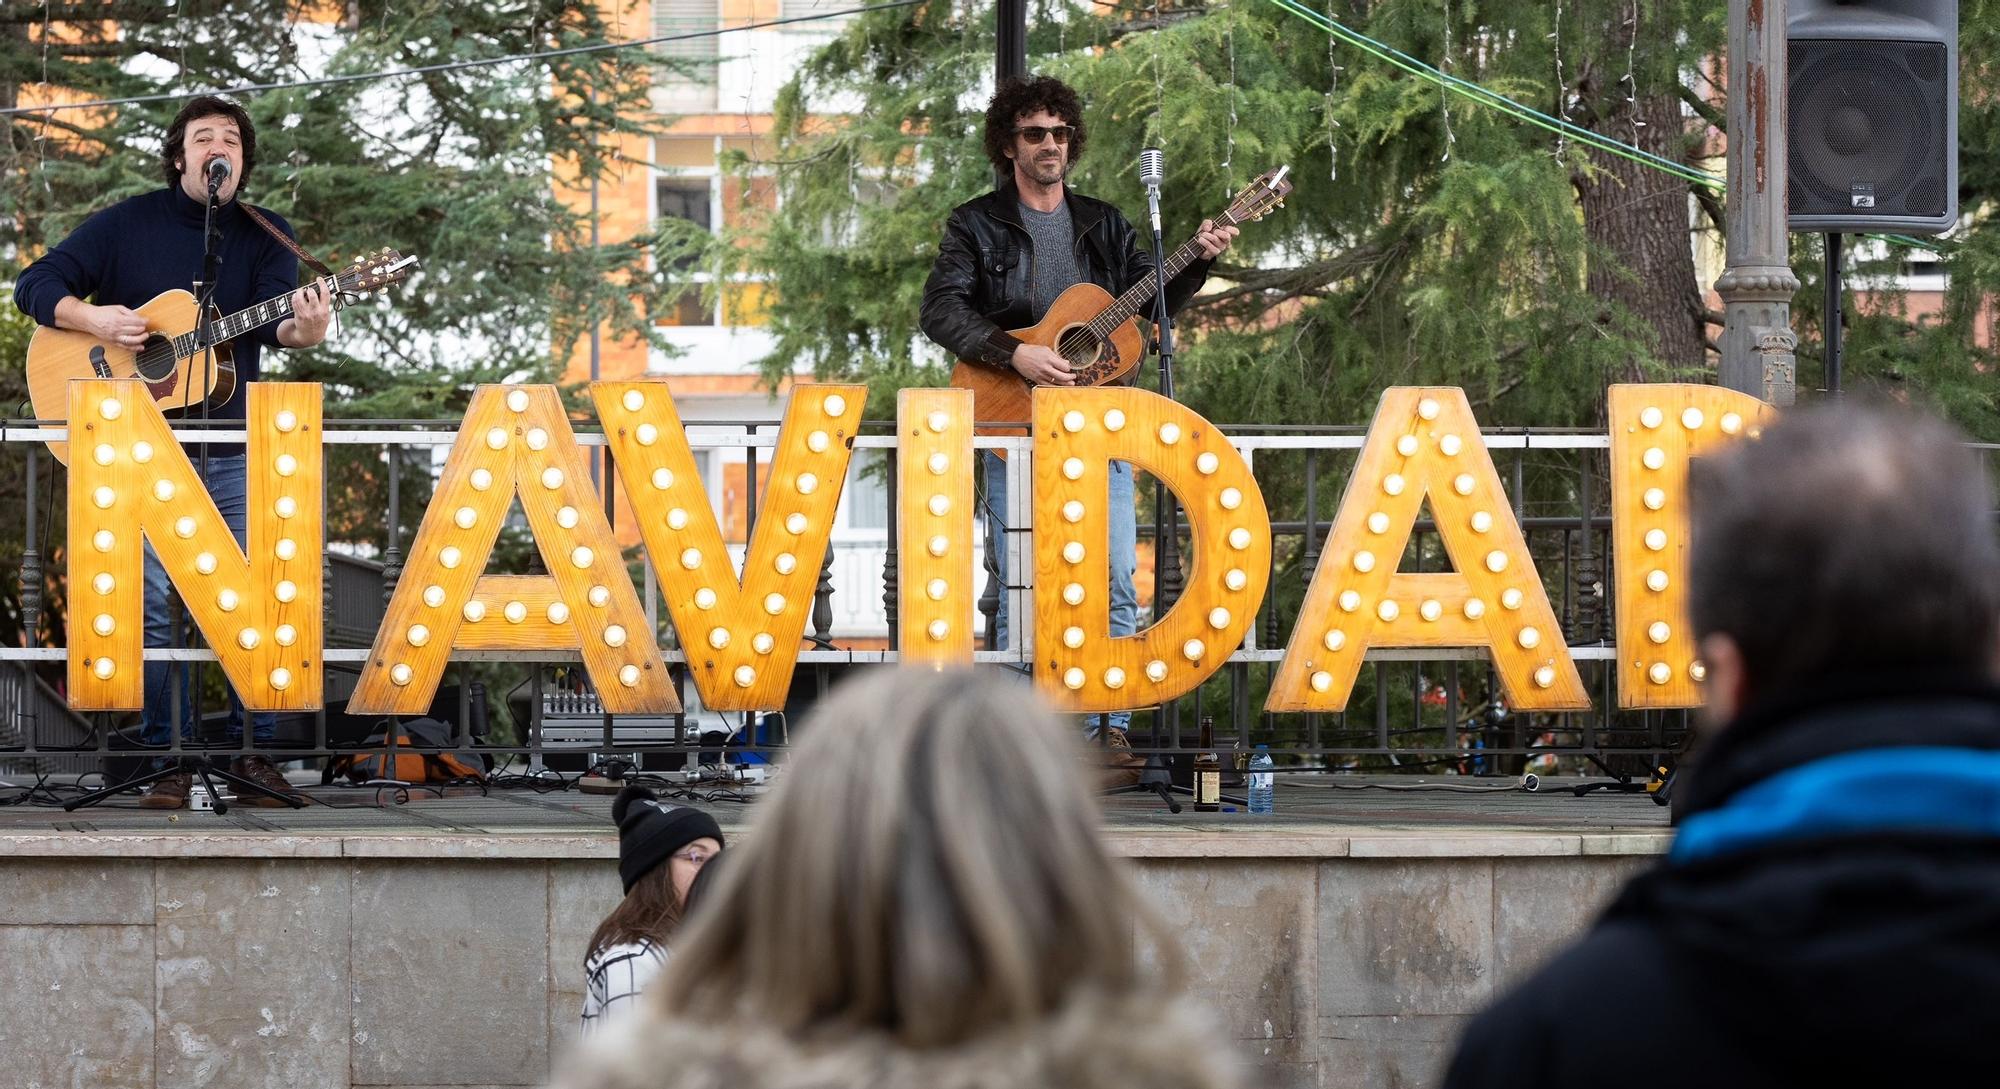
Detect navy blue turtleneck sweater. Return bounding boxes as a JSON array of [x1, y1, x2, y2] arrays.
[[13, 186, 301, 457]]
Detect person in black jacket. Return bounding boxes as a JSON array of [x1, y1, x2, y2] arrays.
[[14, 95, 331, 809], [1442, 401, 2000, 1089], [918, 76, 1234, 778]]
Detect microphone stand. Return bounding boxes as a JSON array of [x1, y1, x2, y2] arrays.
[[1145, 176, 1185, 747], [191, 169, 223, 753], [1101, 168, 1201, 811]]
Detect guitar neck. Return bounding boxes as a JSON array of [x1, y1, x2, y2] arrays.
[[171, 275, 338, 357], [1086, 210, 1242, 339]]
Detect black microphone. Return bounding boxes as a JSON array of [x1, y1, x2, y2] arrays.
[[206, 156, 231, 191], [1138, 147, 1164, 236]]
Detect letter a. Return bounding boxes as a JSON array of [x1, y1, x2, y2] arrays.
[[1268, 388, 1585, 712], [351, 386, 671, 714]]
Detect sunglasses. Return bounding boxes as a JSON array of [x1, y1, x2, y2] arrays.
[[1014, 125, 1074, 145]]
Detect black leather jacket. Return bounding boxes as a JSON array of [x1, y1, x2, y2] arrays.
[[919, 180, 1213, 374]]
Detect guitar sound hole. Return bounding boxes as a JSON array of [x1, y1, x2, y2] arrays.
[[1055, 325, 1103, 371], [133, 335, 178, 380]]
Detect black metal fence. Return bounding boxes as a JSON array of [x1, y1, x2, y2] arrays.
[[0, 413, 1782, 780]]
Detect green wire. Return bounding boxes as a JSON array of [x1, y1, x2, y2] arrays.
[[1262, 0, 1948, 255], [1266, 0, 1718, 186]]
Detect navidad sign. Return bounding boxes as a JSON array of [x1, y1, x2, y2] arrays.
[[61, 380, 1771, 717]]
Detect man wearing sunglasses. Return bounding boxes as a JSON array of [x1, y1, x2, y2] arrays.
[[920, 76, 1236, 782]]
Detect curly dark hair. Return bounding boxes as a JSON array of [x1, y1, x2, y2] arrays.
[[161, 95, 257, 191], [982, 76, 1086, 176]]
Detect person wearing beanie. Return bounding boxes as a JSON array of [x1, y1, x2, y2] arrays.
[[580, 786, 723, 1036]]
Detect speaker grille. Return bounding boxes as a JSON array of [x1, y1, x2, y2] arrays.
[[1788, 39, 1947, 220]]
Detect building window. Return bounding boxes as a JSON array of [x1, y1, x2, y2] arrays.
[[779, 0, 856, 33], [654, 0, 719, 68], [656, 176, 715, 326], [844, 451, 889, 532]]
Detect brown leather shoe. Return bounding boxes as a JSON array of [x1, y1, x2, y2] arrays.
[[230, 755, 306, 807], [137, 771, 191, 810], [1098, 728, 1146, 790]]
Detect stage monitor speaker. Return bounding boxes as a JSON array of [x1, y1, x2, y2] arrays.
[[1787, 0, 1957, 234]]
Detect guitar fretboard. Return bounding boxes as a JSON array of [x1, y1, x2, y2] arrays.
[[1083, 208, 1247, 341], [167, 275, 340, 358]]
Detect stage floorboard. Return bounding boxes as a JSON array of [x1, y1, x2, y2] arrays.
[[0, 774, 1672, 858]]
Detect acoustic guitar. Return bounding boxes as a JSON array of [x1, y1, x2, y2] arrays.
[[948, 166, 1292, 449], [23, 248, 418, 463]]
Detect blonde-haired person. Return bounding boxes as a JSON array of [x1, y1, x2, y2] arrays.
[[555, 667, 1239, 1089]]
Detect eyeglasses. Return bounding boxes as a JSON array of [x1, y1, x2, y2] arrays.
[[1014, 125, 1074, 145]]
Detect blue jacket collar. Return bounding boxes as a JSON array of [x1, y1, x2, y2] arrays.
[[1673, 746, 2000, 864]]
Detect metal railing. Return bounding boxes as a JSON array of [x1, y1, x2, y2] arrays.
[[0, 413, 1727, 778]]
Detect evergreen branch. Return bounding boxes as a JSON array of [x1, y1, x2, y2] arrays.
[[1693, 184, 1726, 237], [0, 4, 176, 26], [1674, 84, 1726, 132], [1346, 238, 1415, 321], [1102, 10, 1206, 39], [1182, 249, 1396, 311]]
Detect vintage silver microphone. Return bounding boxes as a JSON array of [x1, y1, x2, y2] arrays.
[[1139, 147, 1165, 236]]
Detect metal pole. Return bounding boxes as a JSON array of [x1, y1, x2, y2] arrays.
[[1823, 232, 1843, 395], [995, 0, 1028, 189], [1716, 0, 1799, 405], [996, 0, 1027, 86], [589, 85, 604, 489]]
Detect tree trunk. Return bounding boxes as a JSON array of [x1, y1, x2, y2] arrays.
[[1572, 8, 1708, 383]]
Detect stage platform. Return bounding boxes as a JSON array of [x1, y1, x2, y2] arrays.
[[2, 777, 1671, 1089], [0, 773, 1670, 853]]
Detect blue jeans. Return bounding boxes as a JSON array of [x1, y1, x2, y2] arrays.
[[141, 455, 277, 753], [983, 452, 1138, 734]]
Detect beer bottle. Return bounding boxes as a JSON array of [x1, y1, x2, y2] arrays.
[[1193, 716, 1222, 812]]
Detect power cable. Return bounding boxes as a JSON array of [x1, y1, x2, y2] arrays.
[[1, 0, 922, 118]]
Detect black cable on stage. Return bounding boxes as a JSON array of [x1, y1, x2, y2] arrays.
[[2, 0, 924, 118]]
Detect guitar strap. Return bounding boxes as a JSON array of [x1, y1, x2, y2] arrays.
[[239, 203, 337, 281]]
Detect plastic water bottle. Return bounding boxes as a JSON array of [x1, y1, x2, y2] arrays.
[[1248, 746, 1275, 815]]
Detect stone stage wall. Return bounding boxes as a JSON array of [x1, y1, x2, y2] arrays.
[[0, 829, 1666, 1089]]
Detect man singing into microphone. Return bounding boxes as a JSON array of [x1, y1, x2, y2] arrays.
[[919, 76, 1235, 782], [14, 95, 333, 809]]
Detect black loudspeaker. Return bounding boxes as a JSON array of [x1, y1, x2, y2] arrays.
[[1787, 0, 1957, 234]]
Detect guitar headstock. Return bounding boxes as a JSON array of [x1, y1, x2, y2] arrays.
[[337, 248, 421, 295], [1220, 166, 1293, 227]]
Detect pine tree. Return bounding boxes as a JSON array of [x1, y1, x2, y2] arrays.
[[709, 0, 1997, 437], [707, 0, 1998, 759]]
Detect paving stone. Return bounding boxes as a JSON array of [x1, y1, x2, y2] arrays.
[[1490, 855, 1651, 992], [0, 923, 153, 1088], [350, 861, 549, 1086], [1319, 1014, 1468, 1089], [155, 859, 349, 1088], [1319, 859, 1494, 1017], [1134, 858, 1318, 1064], [0, 858, 153, 924], [549, 861, 624, 1001]]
